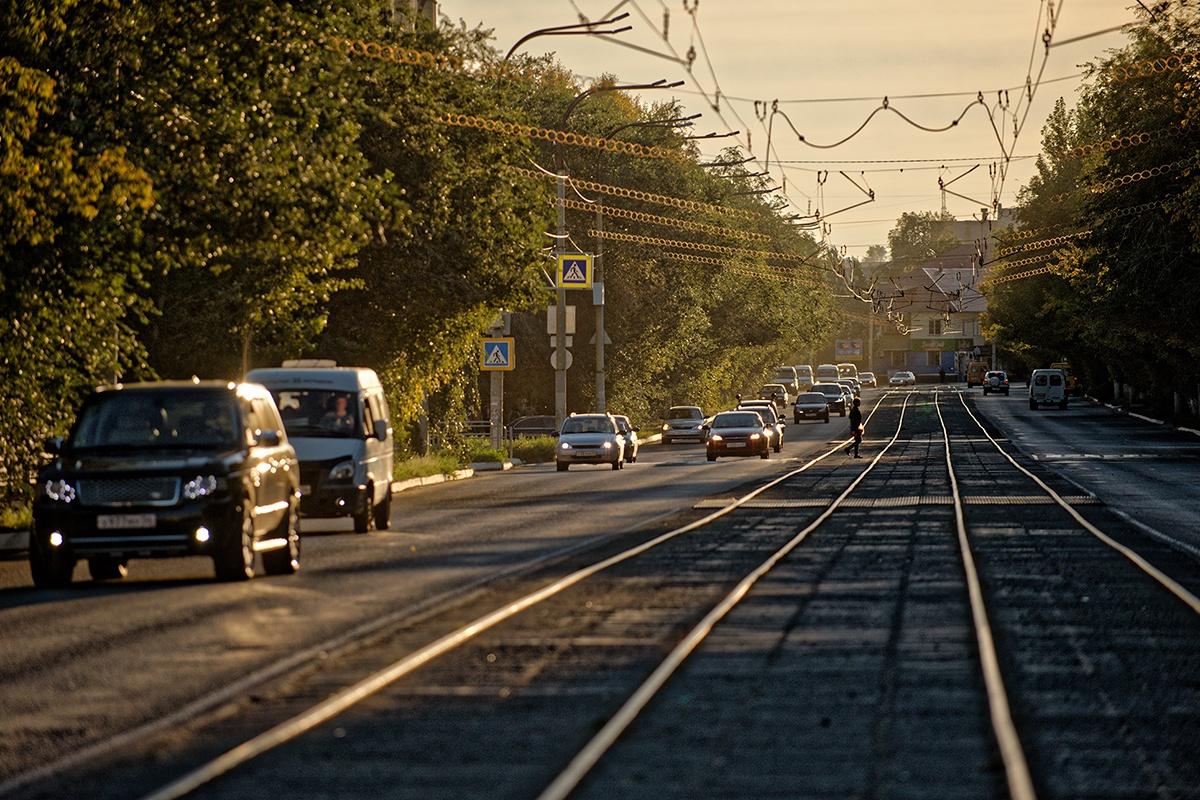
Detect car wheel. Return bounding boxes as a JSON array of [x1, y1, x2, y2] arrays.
[[662, 437, 671, 445], [372, 487, 392, 531], [707, 454, 717, 462], [983, 388, 989, 395], [1029, 400, 1038, 410], [556, 461, 569, 472], [824, 414, 830, 423], [29, 532, 75, 589], [352, 484, 373, 533], [840, 408, 846, 417], [760, 447, 769, 460], [88, 556, 128, 582], [214, 504, 255, 582], [263, 503, 301, 576], [794, 415, 801, 424], [1059, 399, 1069, 410], [774, 440, 782, 453], [611, 459, 621, 471]]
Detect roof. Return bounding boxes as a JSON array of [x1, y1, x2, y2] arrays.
[[246, 367, 382, 391]]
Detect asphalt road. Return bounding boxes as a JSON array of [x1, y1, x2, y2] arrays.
[[968, 385, 1200, 550], [0, 402, 861, 790]]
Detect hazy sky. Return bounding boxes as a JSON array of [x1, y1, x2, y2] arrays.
[[446, 1, 1140, 251]]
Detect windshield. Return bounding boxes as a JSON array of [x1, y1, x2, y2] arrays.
[[713, 412, 762, 428], [72, 391, 240, 450], [798, 393, 827, 402], [561, 417, 614, 434], [812, 384, 841, 394], [773, 370, 794, 382], [270, 389, 361, 438], [667, 407, 703, 420]]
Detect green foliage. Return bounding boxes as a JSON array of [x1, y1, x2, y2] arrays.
[[986, 10, 1200, 412], [510, 436, 557, 464], [392, 452, 461, 481], [458, 439, 507, 464], [885, 210, 959, 272]]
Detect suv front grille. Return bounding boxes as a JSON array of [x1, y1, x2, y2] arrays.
[[77, 477, 181, 507]]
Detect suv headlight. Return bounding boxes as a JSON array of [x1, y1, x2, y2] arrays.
[[661, 423, 670, 431], [602, 441, 612, 449], [559, 442, 572, 450], [183, 474, 223, 500], [42, 478, 76, 503], [328, 460, 355, 481]]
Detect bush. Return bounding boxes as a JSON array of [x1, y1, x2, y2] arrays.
[[392, 452, 461, 482], [510, 436, 557, 464], [0, 505, 32, 531], [459, 439, 507, 464]]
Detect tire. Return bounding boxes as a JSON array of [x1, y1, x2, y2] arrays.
[[824, 414, 830, 423], [213, 504, 255, 582], [557, 462, 569, 472], [983, 389, 989, 396], [611, 459, 622, 471], [373, 488, 391, 531], [774, 440, 782, 453], [839, 408, 846, 417], [1059, 399, 1069, 410], [1003, 390, 1010, 396], [352, 484, 373, 533], [662, 437, 671, 445], [794, 416, 801, 424], [88, 556, 128, 582], [29, 533, 75, 589], [262, 502, 301, 576], [760, 448, 770, 460], [1029, 400, 1038, 410], [707, 454, 717, 462]]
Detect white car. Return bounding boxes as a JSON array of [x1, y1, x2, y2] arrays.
[[556, 413, 626, 471], [1029, 369, 1068, 410], [859, 371, 878, 388], [889, 371, 916, 386]]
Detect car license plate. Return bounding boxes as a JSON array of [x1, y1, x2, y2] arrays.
[[97, 513, 156, 530], [299, 484, 312, 496], [727, 442, 746, 448]]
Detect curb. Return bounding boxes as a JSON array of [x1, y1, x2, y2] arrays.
[[470, 461, 514, 472], [390, 468, 474, 495], [1084, 395, 1200, 439]]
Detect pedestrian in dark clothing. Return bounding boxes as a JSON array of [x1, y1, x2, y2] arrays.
[[939, 367, 946, 384], [846, 398, 863, 458]]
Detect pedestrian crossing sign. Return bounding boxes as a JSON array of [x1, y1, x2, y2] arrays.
[[480, 337, 515, 371], [556, 254, 593, 289]]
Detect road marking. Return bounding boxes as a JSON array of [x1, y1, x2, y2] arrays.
[[935, 393, 1037, 800]]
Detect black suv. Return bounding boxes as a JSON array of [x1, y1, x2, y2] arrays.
[[30, 381, 300, 587]]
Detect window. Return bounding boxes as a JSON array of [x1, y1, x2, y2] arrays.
[[928, 318, 944, 335], [927, 351, 942, 367]]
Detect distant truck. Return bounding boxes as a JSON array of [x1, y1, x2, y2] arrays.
[[966, 361, 989, 387]]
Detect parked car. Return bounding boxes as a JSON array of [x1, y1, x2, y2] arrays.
[[859, 371, 877, 389], [793, 392, 831, 423], [982, 370, 1010, 396], [1029, 368, 1069, 410], [248, 364, 393, 533], [706, 410, 770, 461], [889, 371, 916, 386], [772, 366, 802, 397], [815, 363, 840, 383], [556, 414, 625, 470], [738, 402, 784, 452], [30, 381, 301, 588], [836, 378, 860, 398], [662, 406, 707, 444], [811, 382, 847, 416], [794, 365, 815, 392], [509, 415, 558, 438], [614, 415, 639, 463], [759, 383, 791, 409]]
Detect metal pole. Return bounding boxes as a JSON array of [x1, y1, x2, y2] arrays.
[[595, 206, 606, 413], [867, 316, 874, 375], [490, 370, 503, 450], [555, 175, 568, 426]]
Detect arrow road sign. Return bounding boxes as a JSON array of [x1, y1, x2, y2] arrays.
[[557, 254, 593, 289], [480, 337, 515, 371]]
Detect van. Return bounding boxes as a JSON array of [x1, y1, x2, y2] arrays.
[[1029, 368, 1069, 410], [837, 362, 859, 381], [246, 364, 394, 532], [966, 361, 989, 387], [794, 365, 814, 392], [815, 363, 840, 383], [772, 365, 801, 397]]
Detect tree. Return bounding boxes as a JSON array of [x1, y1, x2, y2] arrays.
[[886, 210, 958, 269]]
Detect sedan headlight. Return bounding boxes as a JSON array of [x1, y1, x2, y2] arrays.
[[183, 474, 223, 500], [328, 460, 355, 481], [749, 433, 761, 440], [601, 441, 612, 449], [661, 423, 670, 431], [560, 442, 572, 450], [43, 478, 76, 503], [709, 434, 723, 442]]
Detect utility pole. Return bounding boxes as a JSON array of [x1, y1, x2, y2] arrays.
[[487, 313, 510, 450], [594, 205, 606, 412], [555, 175, 568, 426]]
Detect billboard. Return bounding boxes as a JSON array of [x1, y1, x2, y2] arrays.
[[834, 339, 863, 359]]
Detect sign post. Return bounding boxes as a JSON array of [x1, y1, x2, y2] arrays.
[[481, 333, 514, 449]]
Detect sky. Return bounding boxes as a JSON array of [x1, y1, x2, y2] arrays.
[[444, 1, 1142, 254]]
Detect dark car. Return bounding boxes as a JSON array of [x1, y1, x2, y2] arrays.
[[509, 415, 558, 438], [706, 411, 771, 461], [836, 378, 860, 398], [30, 381, 300, 588], [793, 391, 831, 423], [811, 383, 847, 416], [738, 402, 784, 452]]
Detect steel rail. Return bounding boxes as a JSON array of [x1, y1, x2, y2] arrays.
[[135, 394, 900, 800], [934, 392, 1037, 800], [536, 391, 915, 800], [954, 391, 1200, 617]]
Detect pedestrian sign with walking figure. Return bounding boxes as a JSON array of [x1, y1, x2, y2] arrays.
[[556, 254, 593, 289], [480, 337, 515, 371]]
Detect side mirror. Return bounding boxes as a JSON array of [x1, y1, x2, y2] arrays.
[[372, 419, 389, 441], [255, 429, 281, 447], [43, 436, 64, 455]]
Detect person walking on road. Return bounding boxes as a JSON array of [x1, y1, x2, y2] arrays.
[[939, 366, 946, 384], [846, 397, 864, 458]]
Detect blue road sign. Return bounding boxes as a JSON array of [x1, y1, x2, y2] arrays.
[[480, 337, 515, 371], [557, 254, 593, 289]]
